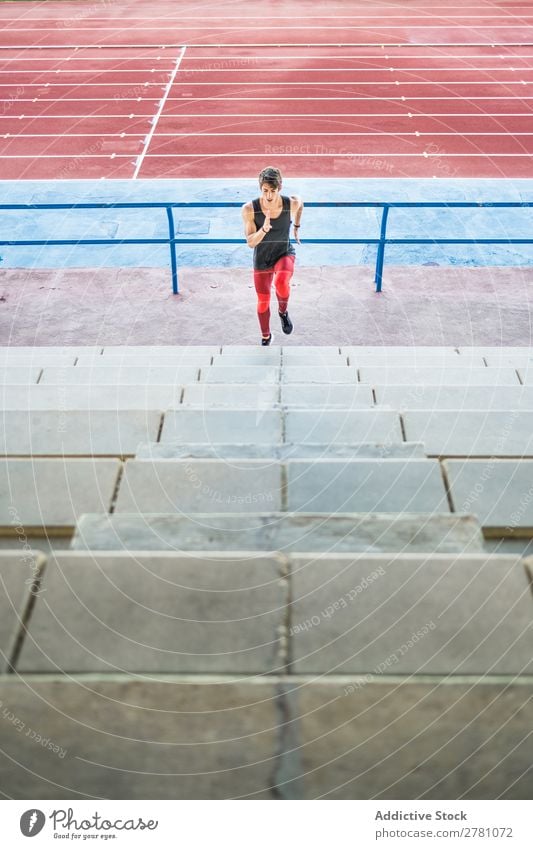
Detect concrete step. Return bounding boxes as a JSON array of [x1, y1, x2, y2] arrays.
[[445, 459, 533, 534], [0, 367, 41, 385], [0, 385, 184, 410], [0, 550, 46, 672], [360, 366, 520, 386], [403, 410, 533, 456], [14, 552, 530, 678], [290, 553, 533, 675], [39, 366, 200, 384], [376, 385, 533, 409], [17, 551, 287, 675], [157, 409, 402, 445], [71, 511, 484, 554], [113, 458, 448, 514], [0, 459, 121, 532], [1, 674, 531, 799], [134, 442, 427, 460], [1, 410, 161, 455]]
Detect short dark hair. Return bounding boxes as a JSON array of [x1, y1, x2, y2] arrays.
[[258, 166, 282, 189]]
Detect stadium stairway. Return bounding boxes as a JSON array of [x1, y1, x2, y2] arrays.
[[1, 345, 533, 799]]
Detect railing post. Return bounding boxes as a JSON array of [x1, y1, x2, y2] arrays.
[[166, 205, 179, 294], [375, 204, 390, 293]]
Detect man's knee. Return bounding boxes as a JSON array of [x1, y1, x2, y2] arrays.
[[257, 294, 270, 313]]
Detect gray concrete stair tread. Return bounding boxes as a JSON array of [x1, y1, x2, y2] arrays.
[[0, 368, 41, 385], [375, 385, 533, 409], [40, 366, 200, 384], [198, 366, 280, 383], [16, 552, 287, 675], [403, 410, 533, 456], [113, 458, 447, 515], [1, 410, 161, 455], [0, 459, 121, 529], [287, 459, 448, 513], [134, 442, 427, 460], [282, 366, 358, 384], [285, 410, 402, 443], [444, 459, 533, 531], [359, 367, 520, 385], [181, 384, 279, 407], [280, 384, 373, 407], [0, 675, 530, 799], [0, 676, 279, 799], [0, 385, 184, 410], [291, 553, 533, 675], [160, 409, 282, 444], [76, 353, 214, 367], [114, 459, 282, 514], [0, 550, 46, 672], [71, 512, 483, 553]]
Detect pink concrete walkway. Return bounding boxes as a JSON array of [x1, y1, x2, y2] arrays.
[[1, 265, 532, 347]]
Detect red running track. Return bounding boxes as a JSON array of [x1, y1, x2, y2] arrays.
[[0, 0, 532, 179]]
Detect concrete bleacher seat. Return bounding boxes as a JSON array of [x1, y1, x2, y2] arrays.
[[0, 550, 46, 672], [1, 410, 161, 455], [71, 511, 485, 553], [1, 344, 533, 800], [0, 458, 120, 531]]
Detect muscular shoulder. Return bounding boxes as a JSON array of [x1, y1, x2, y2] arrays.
[[241, 200, 256, 219]]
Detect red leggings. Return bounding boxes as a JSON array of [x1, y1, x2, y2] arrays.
[[253, 254, 295, 336]]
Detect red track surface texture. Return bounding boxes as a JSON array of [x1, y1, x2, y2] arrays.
[[0, 0, 532, 179]]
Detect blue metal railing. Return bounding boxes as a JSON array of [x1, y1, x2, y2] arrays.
[[1, 201, 531, 294]]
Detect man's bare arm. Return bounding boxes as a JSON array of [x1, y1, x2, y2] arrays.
[[290, 195, 304, 244], [242, 202, 271, 249]]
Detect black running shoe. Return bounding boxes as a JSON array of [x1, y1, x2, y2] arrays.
[[279, 311, 293, 335], [261, 333, 273, 346]]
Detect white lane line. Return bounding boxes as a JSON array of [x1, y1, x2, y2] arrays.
[[3, 153, 531, 160], [2, 43, 533, 49], [3, 66, 533, 72], [2, 79, 530, 86], [167, 95, 533, 100], [133, 131, 533, 136], [140, 152, 533, 157], [7, 95, 533, 102], [144, 112, 533, 116], [1, 133, 145, 137], [0, 83, 169, 86], [132, 44, 186, 179], [3, 54, 533, 61], [2, 13, 531, 19], [112, 80, 533, 84], [3, 112, 529, 119], [0, 154, 133, 158], [4, 24, 533, 29]]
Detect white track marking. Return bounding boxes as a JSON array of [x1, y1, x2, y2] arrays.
[[3, 54, 533, 61], [5, 132, 531, 138], [4, 25, 533, 29], [165, 95, 533, 100], [1, 43, 533, 49], [3, 66, 533, 72], [2, 14, 532, 19], [6, 96, 533, 102], [1, 80, 530, 86], [2, 112, 529, 119], [121, 131, 533, 136], [131, 44, 186, 179], [2, 153, 530, 159], [138, 152, 533, 157]]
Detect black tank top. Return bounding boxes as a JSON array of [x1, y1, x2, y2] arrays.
[[252, 195, 296, 270]]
